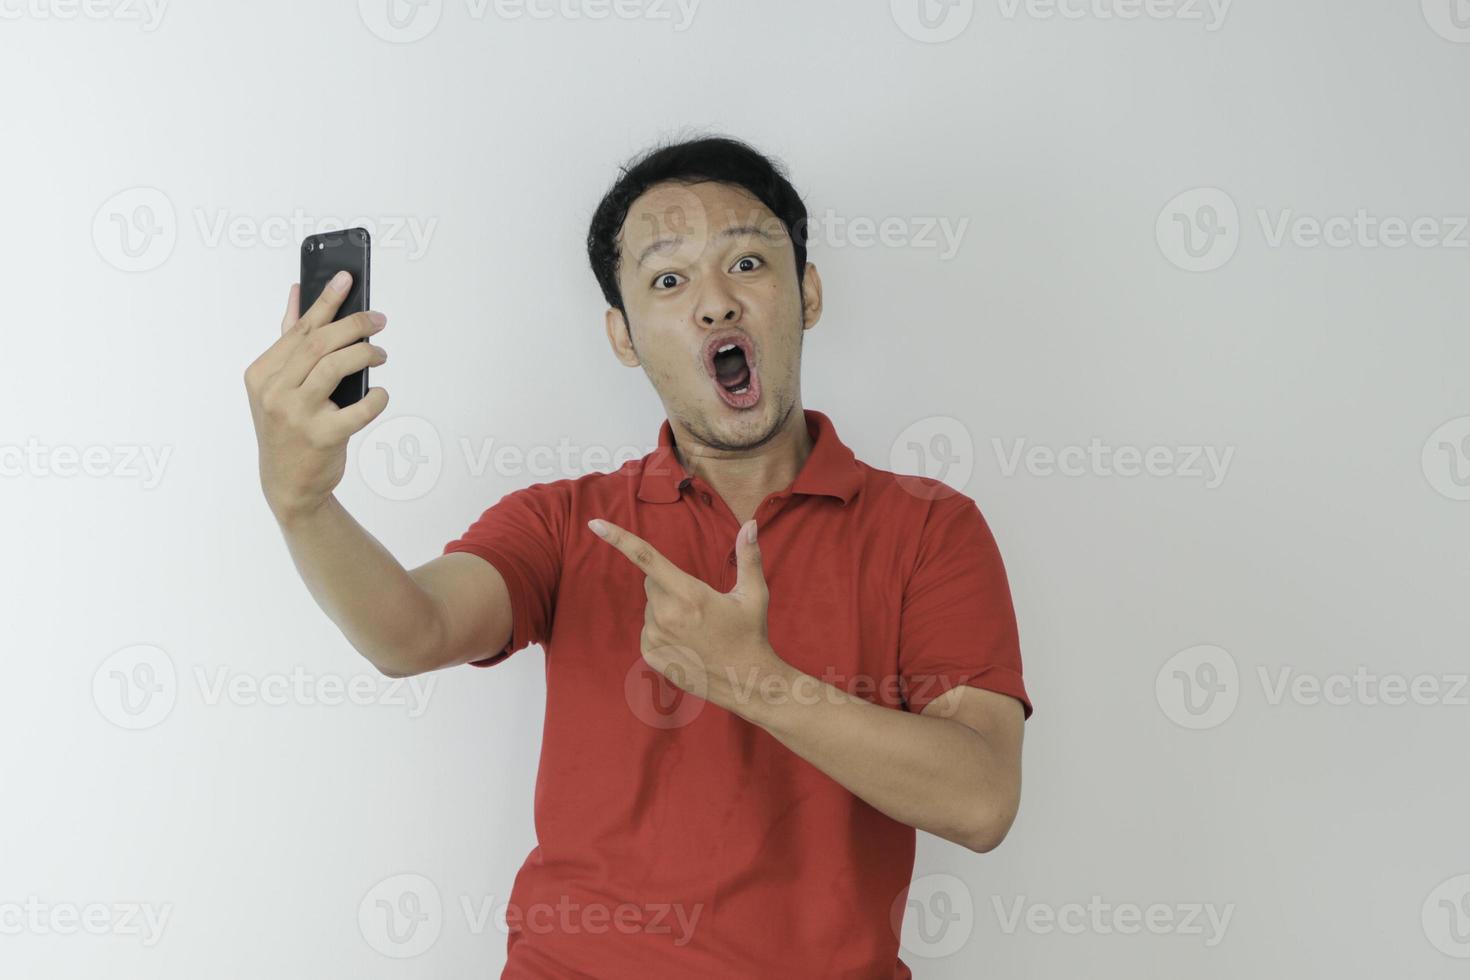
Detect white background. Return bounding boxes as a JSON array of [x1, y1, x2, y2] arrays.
[[3, 0, 1469, 976]]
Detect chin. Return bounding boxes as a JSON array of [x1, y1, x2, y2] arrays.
[[704, 396, 788, 451]]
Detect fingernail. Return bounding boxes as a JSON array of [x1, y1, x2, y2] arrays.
[[588, 520, 607, 538], [367, 311, 387, 327], [329, 270, 351, 293]]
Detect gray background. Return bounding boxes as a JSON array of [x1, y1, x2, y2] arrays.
[[2, 0, 1468, 976]]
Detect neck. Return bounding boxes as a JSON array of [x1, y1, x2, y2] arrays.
[[671, 403, 813, 506]]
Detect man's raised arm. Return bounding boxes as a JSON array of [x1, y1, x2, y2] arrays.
[[243, 275, 511, 677]]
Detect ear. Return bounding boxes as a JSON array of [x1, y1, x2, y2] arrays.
[[604, 307, 641, 367], [799, 262, 823, 332]]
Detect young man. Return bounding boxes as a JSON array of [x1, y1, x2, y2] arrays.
[[244, 136, 1032, 979]]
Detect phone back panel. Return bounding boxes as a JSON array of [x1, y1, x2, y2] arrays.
[[299, 227, 371, 408]]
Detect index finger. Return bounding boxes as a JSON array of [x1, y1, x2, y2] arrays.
[[589, 519, 686, 587]]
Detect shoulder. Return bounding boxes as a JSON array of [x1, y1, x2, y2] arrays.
[[851, 457, 990, 526], [494, 454, 650, 513], [849, 459, 1006, 586]]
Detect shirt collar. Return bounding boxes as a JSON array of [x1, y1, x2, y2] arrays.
[[637, 409, 862, 505]]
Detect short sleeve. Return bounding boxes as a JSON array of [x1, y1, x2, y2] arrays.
[[897, 495, 1032, 719], [441, 481, 569, 667]]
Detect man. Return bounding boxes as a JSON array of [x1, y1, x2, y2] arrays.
[[244, 135, 1032, 979]]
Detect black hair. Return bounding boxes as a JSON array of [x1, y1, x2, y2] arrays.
[[586, 134, 810, 315]]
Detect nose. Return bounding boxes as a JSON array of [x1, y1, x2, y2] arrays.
[[696, 284, 741, 327], [701, 307, 738, 326]]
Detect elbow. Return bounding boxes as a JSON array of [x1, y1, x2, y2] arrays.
[[376, 662, 415, 679], [961, 822, 1010, 854], [957, 798, 1020, 854], [373, 603, 449, 679], [372, 643, 435, 679]]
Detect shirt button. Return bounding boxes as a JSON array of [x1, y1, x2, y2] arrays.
[[701, 493, 712, 504], [727, 552, 737, 565]]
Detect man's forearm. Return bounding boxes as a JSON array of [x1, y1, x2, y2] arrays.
[[732, 657, 1015, 852], [274, 495, 444, 677]]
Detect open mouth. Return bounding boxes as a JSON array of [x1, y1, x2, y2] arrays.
[[704, 333, 760, 410]]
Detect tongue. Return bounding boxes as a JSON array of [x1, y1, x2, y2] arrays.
[[721, 364, 751, 391], [713, 349, 749, 389]]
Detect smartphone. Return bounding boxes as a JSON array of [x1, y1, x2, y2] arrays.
[[299, 227, 371, 408]]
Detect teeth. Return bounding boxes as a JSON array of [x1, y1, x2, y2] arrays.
[[731, 386, 749, 395], [717, 343, 736, 354]]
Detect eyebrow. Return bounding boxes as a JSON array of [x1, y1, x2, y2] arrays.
[[636, 223, 784, 267]]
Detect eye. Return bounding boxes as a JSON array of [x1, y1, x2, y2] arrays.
[[732, 255, 764, 273], [651, 272, 685, 291]]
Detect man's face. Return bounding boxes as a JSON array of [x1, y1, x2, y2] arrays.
[[605, 180, 822, 453]]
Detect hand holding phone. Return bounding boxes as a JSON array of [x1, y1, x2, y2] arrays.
[[242, 236, 389, 525]]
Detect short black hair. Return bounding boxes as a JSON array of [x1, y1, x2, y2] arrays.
[[586, 134, 810, 314]]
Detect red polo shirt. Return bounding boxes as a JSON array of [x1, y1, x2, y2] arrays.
[[443, 409, 1031, 979]]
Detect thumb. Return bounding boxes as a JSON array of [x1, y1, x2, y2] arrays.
[[733, 519, 766, 599]]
